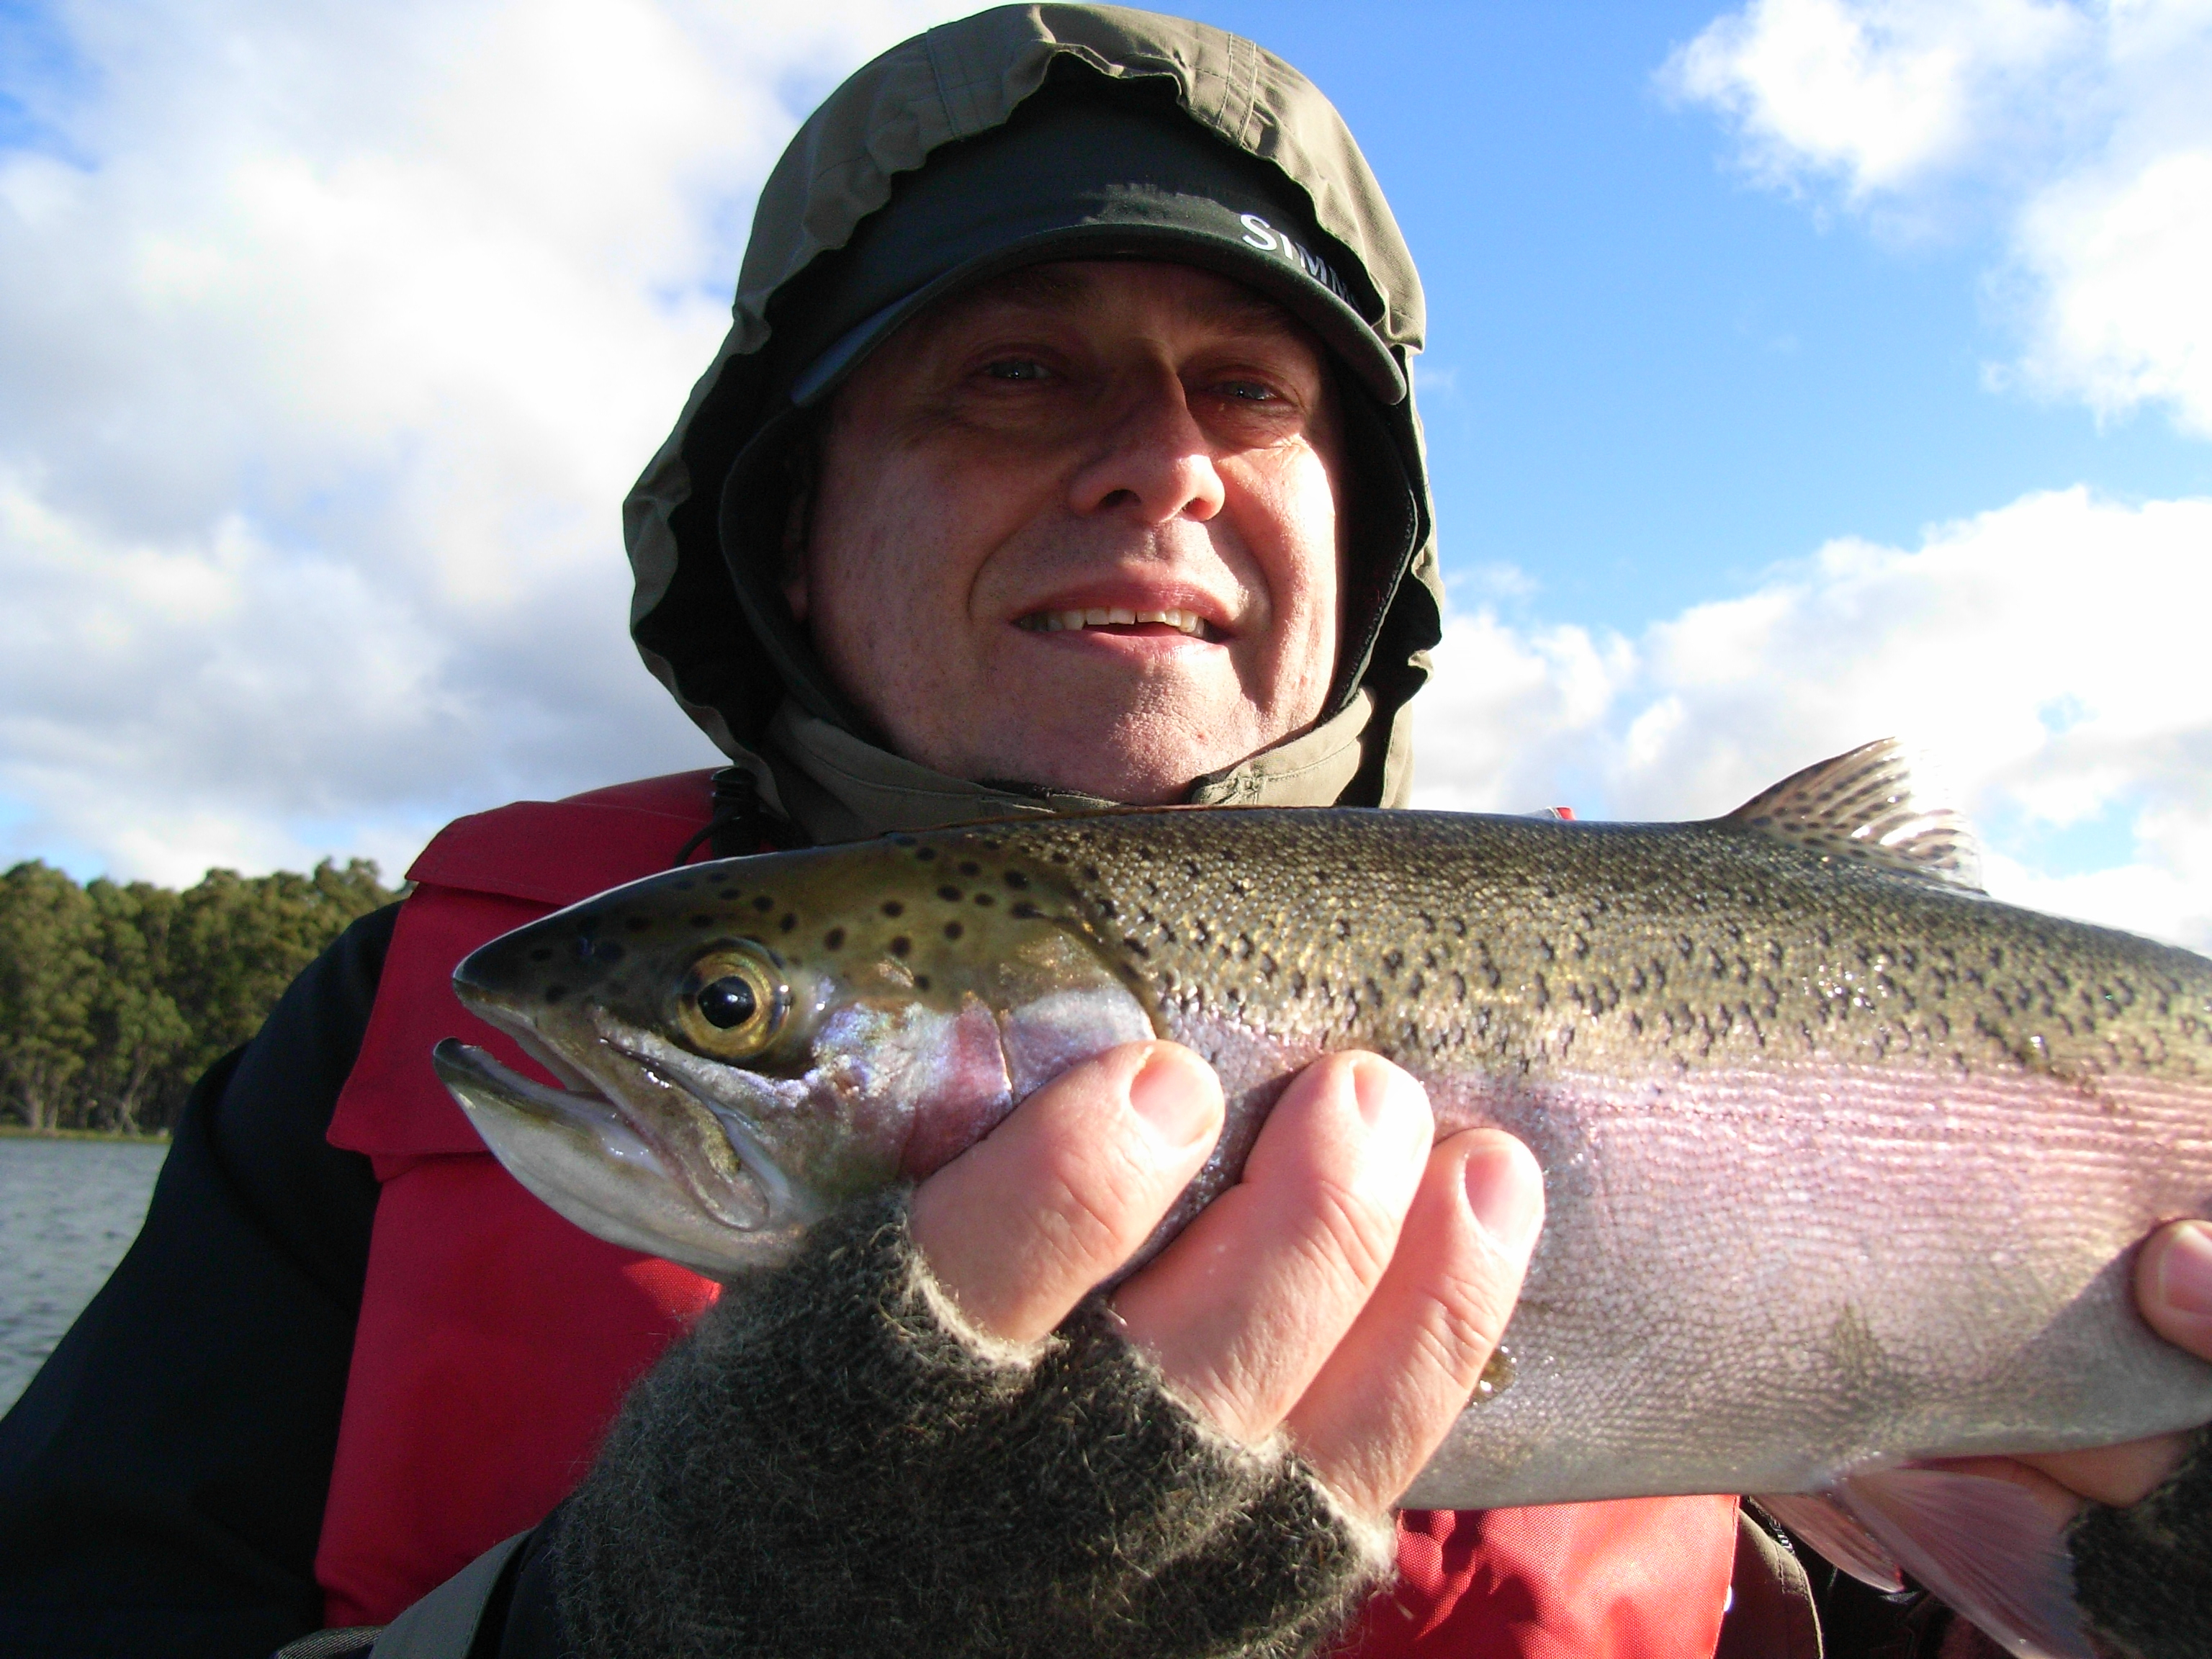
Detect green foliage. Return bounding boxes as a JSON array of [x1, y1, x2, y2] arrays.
[[0, 858, 397, 1134]]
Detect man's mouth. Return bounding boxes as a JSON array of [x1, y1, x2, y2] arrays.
[[1015, 606, 1218, 639]]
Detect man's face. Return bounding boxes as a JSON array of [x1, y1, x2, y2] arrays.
[[786, 261, 1344, 806]]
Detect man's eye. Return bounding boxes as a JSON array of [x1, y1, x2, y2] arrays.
[[981, 358, 1050, 382], [1214, 379, 1282, 403]]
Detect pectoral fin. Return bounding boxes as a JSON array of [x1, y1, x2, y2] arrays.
[[1837, 1465, 2089, 1659], [1750, 1491, 1904, 1592]]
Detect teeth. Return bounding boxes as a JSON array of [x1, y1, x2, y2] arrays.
[[1030, 608, 1208, 637]]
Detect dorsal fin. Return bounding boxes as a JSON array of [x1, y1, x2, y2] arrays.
[[1725, 738, 1984, 891]]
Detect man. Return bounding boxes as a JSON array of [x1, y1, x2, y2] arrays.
[[1, 9, 2206, 1659]]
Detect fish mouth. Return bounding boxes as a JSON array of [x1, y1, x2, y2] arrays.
[[433, 1024, 818, 1274]]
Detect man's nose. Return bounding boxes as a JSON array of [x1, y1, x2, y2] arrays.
[[1066, 371, 1227, 524]]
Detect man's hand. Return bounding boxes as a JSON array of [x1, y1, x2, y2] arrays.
[[907, 1040, 1544, 1517]]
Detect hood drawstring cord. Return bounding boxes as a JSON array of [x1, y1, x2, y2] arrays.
[[672, 767, 804, 866]]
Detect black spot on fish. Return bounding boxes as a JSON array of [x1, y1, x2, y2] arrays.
[[1082, 864, 1101, 882], [890, 936, 911, 958], [1011, 901, 1040, 920], [529, 948, 552, 962], [1004, 870, 1030, 890], [824, 927, 845, 950], [752, 896, 774, 913], [973, 892, 994, 907], [544, 984, 568, 1004], [780, 913, 796, 933], [717, 888, 740, 901], [958, 861, 979, 877], [882, 900, 904, 918], [943, 922, 963, 940], [914, 974, 931, 992], [1123, 935, 1150, 958], [916, 846, 937, 862], [938, 886, 962, 902]]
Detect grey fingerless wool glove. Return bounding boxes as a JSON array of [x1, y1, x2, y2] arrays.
[[553, 1191, 1396, 1659], [2070, 1426, 2212, 1659]]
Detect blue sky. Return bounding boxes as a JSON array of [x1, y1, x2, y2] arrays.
[[2, 0, 2209, 944], [1191, 1, 2210, 630]]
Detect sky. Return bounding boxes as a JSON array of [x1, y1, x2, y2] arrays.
[[2, 0, 2209, 945]]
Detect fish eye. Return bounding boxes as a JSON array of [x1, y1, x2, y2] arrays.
[[697, 976, 755, 1028], [674, 944, 786, 1060]]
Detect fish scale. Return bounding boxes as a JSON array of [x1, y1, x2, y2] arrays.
[[433, 741, 2212, 1658]]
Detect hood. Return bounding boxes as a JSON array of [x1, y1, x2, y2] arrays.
[[624, 2, 1444, 838]]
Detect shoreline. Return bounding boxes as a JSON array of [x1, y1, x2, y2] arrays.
[[0, 1125, 171, 1146]]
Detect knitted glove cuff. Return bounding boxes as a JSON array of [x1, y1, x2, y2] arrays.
[[554, 1191, 1395, 1659], [2071, 1425, 2212, 1659]]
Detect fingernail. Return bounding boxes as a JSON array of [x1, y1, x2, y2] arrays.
[[1352, 1057, 1432, 1141], [1464, 1138, 1544, 1259], [2157, 1220, 2212, 1319], [1128, 1050, 1219, 1152]]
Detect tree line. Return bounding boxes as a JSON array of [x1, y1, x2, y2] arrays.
[[0, 858, 398, 1136]]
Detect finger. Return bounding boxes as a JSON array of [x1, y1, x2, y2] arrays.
[[2137, 1218, 2212, 1360], [1112, 1052, 1434, 1445], [2015, 1434, 2190, 1509], [908, 1041, 1223, 1344], [1285, 1128, 1543, 1514]]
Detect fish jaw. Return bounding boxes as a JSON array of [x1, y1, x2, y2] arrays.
[[431, 1038, 804, 1274]]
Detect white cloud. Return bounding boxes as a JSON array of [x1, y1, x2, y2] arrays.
[[1663, 0, 2088, 196], [0, 0, 956, 884], [1410, 486, 2212, 951], [2013, 145, 2212, 431], [1665, 0, 2212, 435]]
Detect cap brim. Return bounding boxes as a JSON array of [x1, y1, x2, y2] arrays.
[[790, 222, 1407, 410]]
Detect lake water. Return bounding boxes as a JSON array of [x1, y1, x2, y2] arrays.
[[0, 1138, 167, 1413]]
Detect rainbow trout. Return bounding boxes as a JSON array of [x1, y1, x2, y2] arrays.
[[434, 742, 2212, 1657]]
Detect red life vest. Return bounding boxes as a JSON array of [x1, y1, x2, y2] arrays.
[[315, 773, 1739, 1655]]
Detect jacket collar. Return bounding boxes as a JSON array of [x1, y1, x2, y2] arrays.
[[757, 689, 1384, 845]]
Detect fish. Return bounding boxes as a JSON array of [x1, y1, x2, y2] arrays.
[[433, 740, 2212, 1658]]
